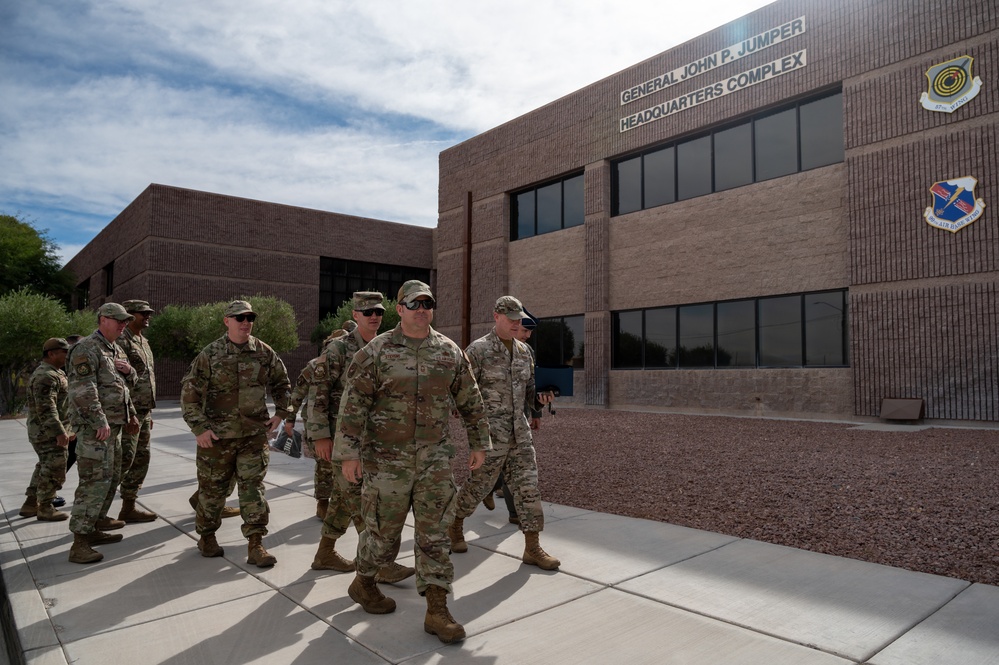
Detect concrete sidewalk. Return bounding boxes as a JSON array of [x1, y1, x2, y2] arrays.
[[2, 403, 998, 665]]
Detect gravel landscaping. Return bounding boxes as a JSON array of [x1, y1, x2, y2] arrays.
[[452, 408, 999, 586]]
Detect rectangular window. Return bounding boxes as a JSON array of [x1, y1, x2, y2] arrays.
[[804, 291, 847, 366], [678, 303, 714, 367], [511, 172, 585, 240], [716, 299, 755, 367], [677, 135, 712, 201], [800, 92, 844, 171], [534, 315, 585, 369], [76, 279, 90, 311], [319, 257, 430, 320], [615, 157, 642, 215], [644, 147, 675, 208], [755, 108, 798, 182], [645, 307, 677, 368], [714, 122, 753, 192], [104, 261, 114, 297], [613, 311, 643, 368], [759, 295, 802, 366]]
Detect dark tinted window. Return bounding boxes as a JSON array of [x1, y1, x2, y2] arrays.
[[565, 315, 585, 368], [755, 108, 798, 181], [716, 299, 755, 367], [645, 307, 677, 367], [679, 303, 714, 367], [677, 135, 713, 200], [759, 295, 802, 366], [644, 147, 675, 208], [536, 182, 562, 235], [563, 174, 585, 228], [800, 93, 844, 170], [616, 157, 642, 215], [614, 311, 644, 368], [512, 173, 585, 240], [714, 122, 753, 191], [516, 191, 535, 239], [804, 291, 847, 365]]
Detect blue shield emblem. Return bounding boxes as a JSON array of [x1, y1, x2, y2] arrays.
[[924, 176, 986, 233]]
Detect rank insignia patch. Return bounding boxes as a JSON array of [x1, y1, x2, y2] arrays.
[[924, 176, 986, 233], [920, 56, 983, 113]]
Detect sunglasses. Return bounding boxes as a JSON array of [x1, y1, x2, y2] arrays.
[[360, 308, 384, 317], [403, 299, 436, 310], [231, 314, 256, 323]]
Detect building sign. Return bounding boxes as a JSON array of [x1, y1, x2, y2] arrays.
[[620, 17, 806, 106], [924, 176, 986, 232], [620, 50, 807, 133], [919, 56, 982, 113]]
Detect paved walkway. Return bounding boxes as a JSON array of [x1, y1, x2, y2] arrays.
[[2, 403, 998, 664]]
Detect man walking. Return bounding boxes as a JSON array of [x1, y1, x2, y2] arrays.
[[449, 296, 560, 570], [334, 280, 490, 643], [20, 338, 75, 522], [66, 303, 139, 564], [115, 300, 158, 523], [181, 300, 291, 567]]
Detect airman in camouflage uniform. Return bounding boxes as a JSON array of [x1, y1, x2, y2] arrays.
[[181, 300, 291, 567], [335, 281, 490, 644], [449, 296, 560, 571], [308, 292, 414, 584], [115, 299, 158, 523], [285, 355, 329, 513], [20, 338, 75, 522], [66, 303, 140, 564]]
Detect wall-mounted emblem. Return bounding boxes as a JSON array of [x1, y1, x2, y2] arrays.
[[924, 176, 986, 232], [919, 56, 982, 113]]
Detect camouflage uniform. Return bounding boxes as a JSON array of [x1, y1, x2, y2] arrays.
[[288, 357, 331, 497], [333, 323, 490, 594], [181, 334, 291, 538], [455, 329, 545, 532], [25, 358, 71, 505], [116, 322, 156, 501], [308, 323, 367, 541], [67, 329, 137, 535]]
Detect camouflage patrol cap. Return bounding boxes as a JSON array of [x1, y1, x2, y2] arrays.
[[224, 300, 254, 317], [42, 338, 69, 353], [521, 308, 539, 330], [494, 295, 526, 320], [123, 299, 154, 314], [398, 280, 434, 304], [97, 302, 134, 321], [353, 291, 385, 311]]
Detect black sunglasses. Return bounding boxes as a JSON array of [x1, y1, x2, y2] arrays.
[[403, 299, 436, 310], [360, 308, 384, 317], [232, 313, 256, 323]]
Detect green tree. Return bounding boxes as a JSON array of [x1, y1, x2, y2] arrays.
[[310, 298, 399, 345], [147, 295, 299, 363], [65, 308, 99, 338], [0, 214, 74, 306], [0, 288, 69, 415]]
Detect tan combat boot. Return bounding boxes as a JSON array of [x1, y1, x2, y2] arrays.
[[221, 506, 241, 518], [424, 585, 465, 643], [316, 498, 329, 520], [119, 498, 157, 523], [347, 574, 396, 614], [69, 534, 104, 564], [86, 530, 123, 545], [19, 496, 37, 518], [198, 534, 224, 557], [448, 517, 467, 553], [96, 516, 125, 531], [36, 502, 69, 522], [523, 531, 560, 570], [311, 536, 354, 572], [482, 493, 495, 510], [247, 534, 277, 567], [375, 561, 416, 584]]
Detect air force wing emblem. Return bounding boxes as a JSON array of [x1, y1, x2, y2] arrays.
[[919, 56, 982, 113], [924, 176, 986, 233]]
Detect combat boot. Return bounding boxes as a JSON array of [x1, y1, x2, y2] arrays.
[[198, 534, 224, 557], [222, 506, 241, 518], [118, 498, 157, 523], [311, 536, 354, 571], [247, 534, 277, 567], [19, 496, 37, 518], [69, 534, 103, 564], [86, 530, 123, 545], [482, 493, 495, 510], [316, 498, 329, 520], [96, 516, 125, 531], [424, 585, 465, 643], [523, 531, 560, 570], [375, 561, 416, 584], [347, 574, 396, 614], [448, 517, 467, 553], [36, 502, 69, 522]]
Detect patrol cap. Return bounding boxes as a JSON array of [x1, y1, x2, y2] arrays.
[[225, 300, 254, 317], [123, 299, 154, 314], [494, 295, 526, 320], [97, 302, 134, 321], [42, 338, 69, 353], [521, 308, 539, 330], [353, 291, 385, 311], [398, 280, 434, 305]]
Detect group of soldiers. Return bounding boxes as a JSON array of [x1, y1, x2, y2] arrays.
[[20, 280, 559, 644]]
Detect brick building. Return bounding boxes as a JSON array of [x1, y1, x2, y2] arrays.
[[437, 0, 998, 421], [65, 184, 433, 395]]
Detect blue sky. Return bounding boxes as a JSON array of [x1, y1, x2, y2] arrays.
[[0, 0, 774, 265]]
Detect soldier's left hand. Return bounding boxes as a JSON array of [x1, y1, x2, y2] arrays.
[[114, 358, 132, 375], [469, 450, 486, 470], [266, 415, 283, 433]]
